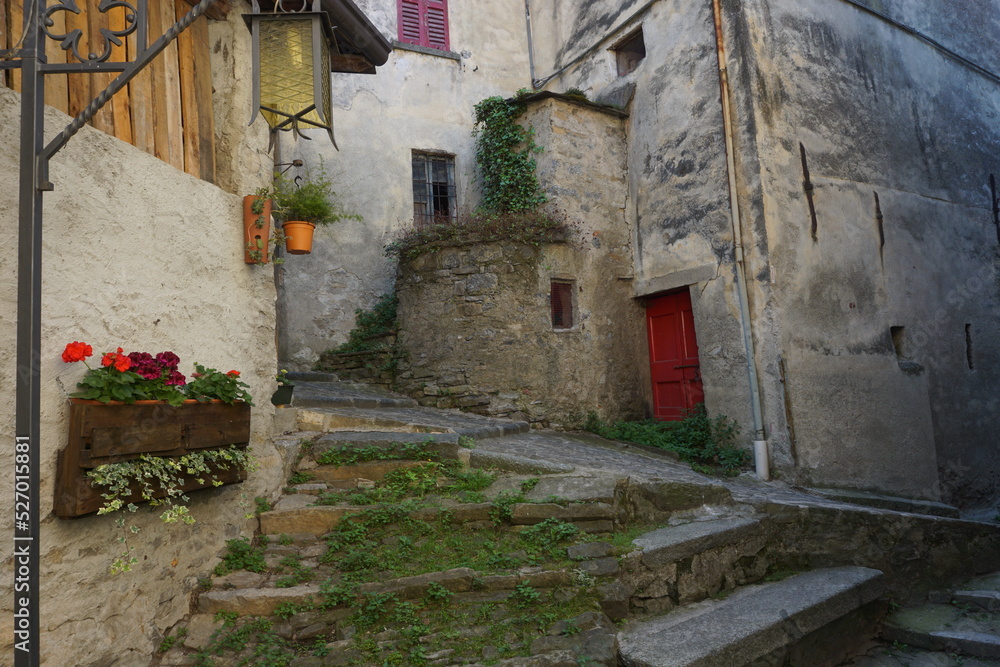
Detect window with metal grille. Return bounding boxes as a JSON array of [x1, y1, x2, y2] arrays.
[[398, 0, 450, 51], [613, 28, 646, 76], [550, 281, 574, 330], [412, 152, 457, 226]]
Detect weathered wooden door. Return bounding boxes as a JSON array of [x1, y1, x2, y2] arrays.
[[646, 289, 703, 420]]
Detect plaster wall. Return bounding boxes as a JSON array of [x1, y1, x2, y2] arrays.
[[276, 0, 533, 369], [0, 78, 279, 664], [733, 0, 1000, 503]]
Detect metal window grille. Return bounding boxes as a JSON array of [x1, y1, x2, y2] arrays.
[[550, 281, 574, 329], [412, 152, 457, 226]]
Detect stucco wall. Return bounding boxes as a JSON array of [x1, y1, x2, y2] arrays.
[[395, 96, 646, 426], [0, 77, 279, 663], [275, 0, 533, 369], [732, 0, 1000, 503]]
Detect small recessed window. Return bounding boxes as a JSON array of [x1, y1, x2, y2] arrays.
[[550, 281, 574, 329], [613, 28, 645, 77], [412, 151, 457, 226]]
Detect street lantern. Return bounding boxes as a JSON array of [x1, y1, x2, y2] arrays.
[[246, 0, 335, 145]]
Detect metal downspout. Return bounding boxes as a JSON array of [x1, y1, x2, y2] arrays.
[[524, 0, 536, 87], [711, 0, 769, 479]]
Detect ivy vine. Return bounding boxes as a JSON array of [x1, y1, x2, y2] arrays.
[[87, 446, 257, 574], [472, 90, 547, 214]]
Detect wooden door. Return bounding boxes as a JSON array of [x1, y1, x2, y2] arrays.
[[646, 289, 704, 420]]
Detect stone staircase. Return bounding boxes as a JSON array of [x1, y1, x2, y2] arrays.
[[153, 376, 1000, 666], [843, 571, 1000, 666]]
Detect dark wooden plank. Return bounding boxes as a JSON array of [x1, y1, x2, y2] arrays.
[[161, 0, 185, 170], [127, 25, 156, 154], [9, 0, 23, 92], [86, 0, 116, 135], [108, 3, 133, 143], [190, 13, 216, 182], [44, 8, 70, 114], [175, 0, 201, 178], [64, 2, 90, 119]]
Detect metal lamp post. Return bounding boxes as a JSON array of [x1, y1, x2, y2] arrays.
[[1, 1, 219, 664]]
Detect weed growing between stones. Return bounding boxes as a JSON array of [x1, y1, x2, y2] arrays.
[[185, 446, 643, 664], [584, 403, 748, 476], [325, 292, 398, 355]]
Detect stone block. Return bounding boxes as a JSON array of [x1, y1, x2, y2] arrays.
[[577, 557, 620, 578], [511, 502, 615, 525], [521, 569, 572, 588], [198, 585, 318, 616], [259, 506, 361, 536], [310, 460, 422, 483], [567, 541, 613, 560]]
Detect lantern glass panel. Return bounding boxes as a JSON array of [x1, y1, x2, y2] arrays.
[[259, 17, 325, 129]]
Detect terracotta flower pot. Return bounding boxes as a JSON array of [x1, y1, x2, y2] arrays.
[[243, 195, 272, 264], [283, 220, 316, 255]]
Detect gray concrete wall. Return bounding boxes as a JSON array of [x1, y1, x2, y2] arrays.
[[730, 0, 1000, 503], [0, 15, 281, 660], [276, 0, 533, 369]]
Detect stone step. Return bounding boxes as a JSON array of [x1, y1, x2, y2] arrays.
[[617, 566, 885, 667], [297, 405, 530, 440], [261, 498, 618, 537], [881, 603, 1000, 658], [809, 487, 961, 519], [630, 517, 763, 569], [291, 379, 418, 409]]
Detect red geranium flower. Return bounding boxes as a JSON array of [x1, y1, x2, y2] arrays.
[[227, 370, 240, 377], [61, 341, 93, 363], [101, 348, 131, 372]]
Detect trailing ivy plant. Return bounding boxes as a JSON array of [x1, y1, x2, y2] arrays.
[[472, 91, 548, 214], [88, 446, 257, 573]]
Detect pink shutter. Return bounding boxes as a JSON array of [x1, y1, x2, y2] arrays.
[[398, 0, 423, 45], [425, 0, 449, 51]]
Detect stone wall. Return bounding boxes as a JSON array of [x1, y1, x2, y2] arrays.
[[0, 41, 280, 664], [395, 96, 647, 427]]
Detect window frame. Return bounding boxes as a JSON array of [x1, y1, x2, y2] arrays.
[[412, 151, 457, 227], [612, 27, 646, 77], [397, 0, 451, 52], [550, 280, 576, 331]]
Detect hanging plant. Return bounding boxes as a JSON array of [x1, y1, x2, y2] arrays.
[[88, 447, 258, 574]]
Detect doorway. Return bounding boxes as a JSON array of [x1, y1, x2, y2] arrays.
[[645, 289, 704, 420]]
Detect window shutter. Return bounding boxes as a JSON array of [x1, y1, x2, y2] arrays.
[[398, 0, 423, 45], [398, 0, 449, 50], [425, 0, 449, 51]]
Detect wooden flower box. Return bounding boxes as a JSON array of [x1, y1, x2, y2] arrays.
[[55, 399, 252, 518]]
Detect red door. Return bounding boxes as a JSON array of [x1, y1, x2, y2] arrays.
[[646, 290, 704, 420]]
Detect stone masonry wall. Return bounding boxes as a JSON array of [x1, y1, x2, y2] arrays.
[[394, 96, 647, 427]]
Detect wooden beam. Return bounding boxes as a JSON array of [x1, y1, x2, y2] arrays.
[[86, 0, 116, 135], [44, 7, 70, 114]]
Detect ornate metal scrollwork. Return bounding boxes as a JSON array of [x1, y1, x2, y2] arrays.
[[42, 0, 138, 63]]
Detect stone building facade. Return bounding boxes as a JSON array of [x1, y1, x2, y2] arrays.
[[281, 0, 1000, 509]]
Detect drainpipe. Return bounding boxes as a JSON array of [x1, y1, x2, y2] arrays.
[[711, 0, 769, 480], [524, 0, 537, 87]]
